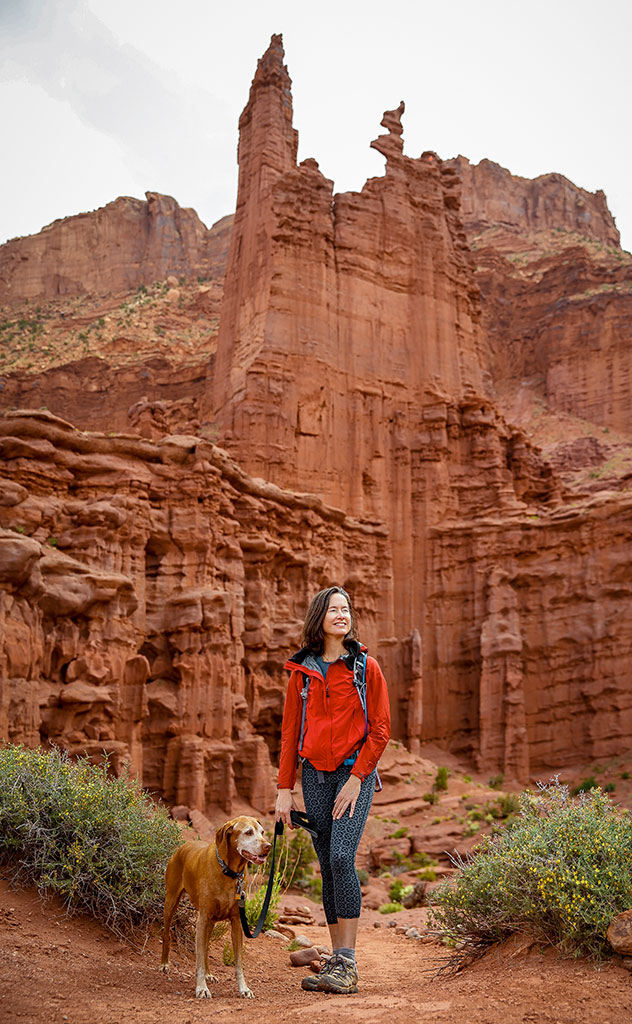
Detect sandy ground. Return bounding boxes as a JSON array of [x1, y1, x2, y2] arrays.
[[2, 878, 630, 1024]]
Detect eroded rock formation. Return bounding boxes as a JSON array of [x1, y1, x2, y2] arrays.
[[0, 410, 391, 813], [206, 35, 632, 779], [448, 156, 620, 245], [2, 35, 632, 795], [0, 194, 233, 302], [448, 157, 632, 435]]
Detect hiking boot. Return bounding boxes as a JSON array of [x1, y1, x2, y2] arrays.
[[301, 954, 332, 991], [316, 953, 359, 994]]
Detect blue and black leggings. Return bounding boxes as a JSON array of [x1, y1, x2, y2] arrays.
[[301, 759, 375, 924]]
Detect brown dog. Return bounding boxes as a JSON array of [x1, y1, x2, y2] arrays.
[[160, 815, 272, 999]]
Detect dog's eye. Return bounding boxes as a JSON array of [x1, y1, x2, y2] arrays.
[[244, 828, 253, 835]]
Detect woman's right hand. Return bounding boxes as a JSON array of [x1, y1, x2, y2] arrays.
[[275, 788, 295, 827]]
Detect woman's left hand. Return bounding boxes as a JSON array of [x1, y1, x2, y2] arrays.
[[333, 775, 362, 820]]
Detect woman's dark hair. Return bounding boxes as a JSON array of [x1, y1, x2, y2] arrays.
[[301, 586, 358, 654]]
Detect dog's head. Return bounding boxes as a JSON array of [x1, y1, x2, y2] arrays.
[[215, 816, 272, 867]]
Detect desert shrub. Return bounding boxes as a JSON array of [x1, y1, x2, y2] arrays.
[[245, 823, 318, 931], [378, 901, 404, 914], [434, 767, 449, 792], [389, 880, 413, 903], [423, 791, 438, 805], [357, 868, 369, 885], [284, 827, 321, 900], [0, 744, 182, 939], [391, 827, 409, 839], [494, 793, 520, 819], [429, 781, 632, 962], [571, 776, 598, 795], [416, 867, 437, 882], [488, 774, 504, 790], [411, 851, 438, 869], [244, 858, 285, 933]]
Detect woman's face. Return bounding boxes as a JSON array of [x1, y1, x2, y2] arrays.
[[323, 593, 352, 639]]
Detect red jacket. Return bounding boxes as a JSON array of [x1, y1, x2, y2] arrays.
[[277, 642, 391, 790]]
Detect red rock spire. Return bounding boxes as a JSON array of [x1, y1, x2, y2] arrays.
[[370, 100, 405, 161], [236, 34, 298, 201]]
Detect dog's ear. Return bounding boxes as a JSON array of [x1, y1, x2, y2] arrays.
[[215, 821, 234, 863]]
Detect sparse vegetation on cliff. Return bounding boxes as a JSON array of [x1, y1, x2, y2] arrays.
[[0, 744, 182, 939], [429, 780, 632, 962]]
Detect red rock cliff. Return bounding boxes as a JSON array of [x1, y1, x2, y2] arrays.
[[447, 156, 620, 246], [205, 36, 632, 779], [0, 194, 232, 302], [0, 410, 392, 814], [450, 157, 632, 436]]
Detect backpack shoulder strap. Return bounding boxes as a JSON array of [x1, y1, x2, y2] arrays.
[[298, 673, 311, 753], [353, 652, 368, 742]]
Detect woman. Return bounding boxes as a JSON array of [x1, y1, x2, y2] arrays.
[[275, 586, 391, 995]]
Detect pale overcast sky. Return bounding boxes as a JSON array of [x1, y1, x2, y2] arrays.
[[1, 0, 631, 250]]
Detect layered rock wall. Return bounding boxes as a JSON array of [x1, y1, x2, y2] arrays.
[[0, 355, 211, 436], [426, 500, 632, 774], [448, 156, 620, 245], [209, 38, 544, 643], [205, 36, 632, 778], [0, 410, 392, 813], [476, 247, 632, 433], [0, 195, 233, 302]]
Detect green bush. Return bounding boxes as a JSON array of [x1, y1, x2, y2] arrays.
[[389, 880, 413, 903], [416, 867, 437, 882], [571, 776, 598, 796], [284, 827, 321, 900], [245, 824, 318, 931], [378, 901, 404, 914], [411, 851, 437, 869], [0, 744, 182, 938], [244, 867, 283, 934], [434, 767, 449, 792], [494, 793, 520, 819], [429, 781, 632, 961]]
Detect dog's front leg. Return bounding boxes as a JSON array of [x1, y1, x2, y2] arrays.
[[195, 911, 212, 998], [231, 914, 254, 998], [204, 919, 218, 985]]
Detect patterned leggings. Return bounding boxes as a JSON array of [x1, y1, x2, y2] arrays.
[[301, 759, 375, 924]]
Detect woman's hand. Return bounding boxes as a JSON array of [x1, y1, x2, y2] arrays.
[[333, 775, 362, 820], [275, 788, 296, 827]]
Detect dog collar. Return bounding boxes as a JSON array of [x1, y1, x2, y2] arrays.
[[215, 847, 245, 884]]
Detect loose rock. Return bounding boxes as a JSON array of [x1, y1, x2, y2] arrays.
[[607, 910, 632, 955]]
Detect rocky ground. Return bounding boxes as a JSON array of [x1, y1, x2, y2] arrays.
[[2, 866, 631, 1024], [0, 276, 222, 377], [4, 746, 632, 1024]]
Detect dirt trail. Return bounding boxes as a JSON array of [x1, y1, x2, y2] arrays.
[[2, 879, 629, 1024]]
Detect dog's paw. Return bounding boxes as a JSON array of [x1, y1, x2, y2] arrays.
[[158, 962, 169, 973], [205, 973, 218, 984], [195, 985, 212, 999], [239, 987, 255, 999]]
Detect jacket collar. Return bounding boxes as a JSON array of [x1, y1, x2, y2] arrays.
[[286, 639, 365, 672]]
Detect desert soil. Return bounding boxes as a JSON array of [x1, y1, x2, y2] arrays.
[[2, 877, 629, 1024]]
